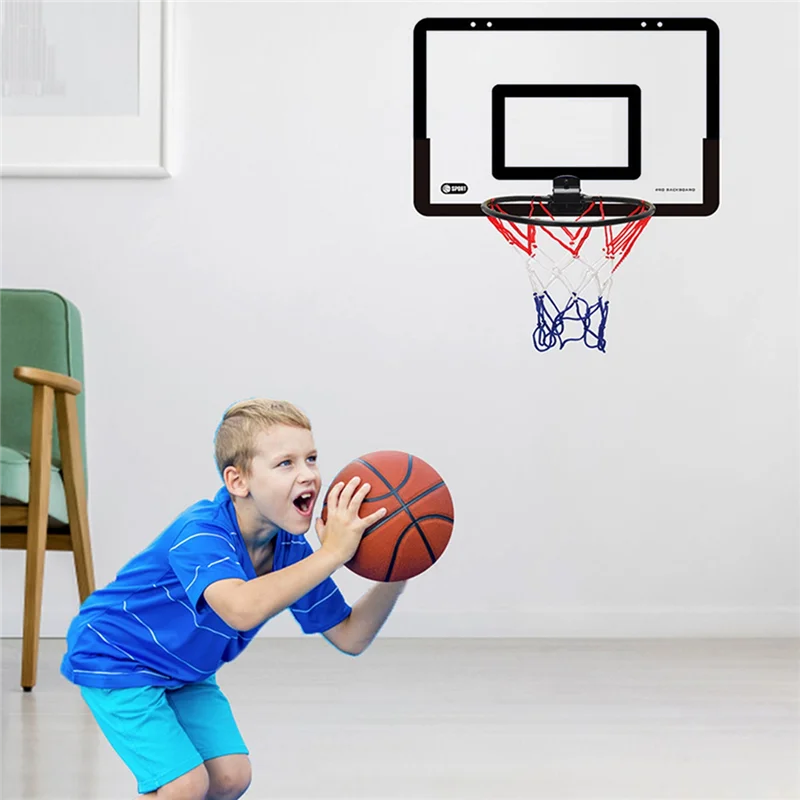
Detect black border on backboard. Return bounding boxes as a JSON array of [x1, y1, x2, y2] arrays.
[[413, 17, 720, 217], [492, 84, 642, 181]]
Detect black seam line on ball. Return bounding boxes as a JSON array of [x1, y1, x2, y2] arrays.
[[354, 454, 414, 500], [360, 481, 449, 540], [321, 453, 414, 514], [356, 456, 433, 543], [319, 457, 412, 513], [321, 480, 451, 533], [384, 514, 453, 580]]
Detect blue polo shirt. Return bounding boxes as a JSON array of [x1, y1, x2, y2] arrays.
[[60, 487, 351, 688]]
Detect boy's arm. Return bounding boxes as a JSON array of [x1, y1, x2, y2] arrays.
[[205, 476, 386, 631], [204, 547, 343, 631], [323, 580, 407, 655]]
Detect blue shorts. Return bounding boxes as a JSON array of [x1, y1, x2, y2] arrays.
[[80, 675, 248, 795]]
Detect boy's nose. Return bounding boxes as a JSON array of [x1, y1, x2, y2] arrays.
[[299, 465, 317, 482]]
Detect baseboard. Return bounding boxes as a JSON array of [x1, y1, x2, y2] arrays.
[[189, 607, 800, 638], [7, 607, 798, 640], [355, 608, 800, 638]]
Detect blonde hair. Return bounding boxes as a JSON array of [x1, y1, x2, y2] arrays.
[[214, 398, 311, 477]]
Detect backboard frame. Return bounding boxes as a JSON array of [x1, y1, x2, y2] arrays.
[[413, 17, 720, 218]]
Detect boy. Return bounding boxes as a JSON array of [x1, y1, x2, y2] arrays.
[[61, 399, 407, 799]]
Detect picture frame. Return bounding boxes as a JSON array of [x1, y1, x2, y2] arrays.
[[1, 0, 173, 178]]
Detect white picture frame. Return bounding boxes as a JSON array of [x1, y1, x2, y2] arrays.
[[1, 0, 173, 178]]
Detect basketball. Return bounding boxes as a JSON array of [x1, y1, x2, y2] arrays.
[[320, 450, 454, 582]]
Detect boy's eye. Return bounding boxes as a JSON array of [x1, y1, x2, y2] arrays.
[[277, 456, 316, 468]]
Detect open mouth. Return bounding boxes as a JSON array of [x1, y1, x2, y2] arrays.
[[292, 491, 315, 516]]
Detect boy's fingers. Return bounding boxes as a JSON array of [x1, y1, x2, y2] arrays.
[[337, 476, 362, 507], [326, 480, 347, 509], [363, 507, 387, 527], [349, 481, 372, 510]]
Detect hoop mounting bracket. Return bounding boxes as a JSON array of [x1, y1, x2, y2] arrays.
[[548, 175, 591, 216]]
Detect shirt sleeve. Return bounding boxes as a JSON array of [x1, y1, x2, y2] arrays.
[[284, 537, 352, 634], [167, 525, 249, 611]]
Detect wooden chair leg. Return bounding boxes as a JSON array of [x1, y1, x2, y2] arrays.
[[22, 385, 55, 692], [56, 392, 95, 601]]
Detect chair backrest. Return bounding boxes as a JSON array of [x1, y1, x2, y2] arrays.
[[1, 289, 87, 472]]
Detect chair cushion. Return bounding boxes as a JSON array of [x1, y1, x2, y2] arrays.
[[0, 445, 69, 524], [0, 289, 86, 472]]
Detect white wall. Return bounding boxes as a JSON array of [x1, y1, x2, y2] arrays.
[[2, 1, 798, 639]]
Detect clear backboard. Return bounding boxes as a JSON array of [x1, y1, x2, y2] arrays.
[[413, 17, 720, 217]]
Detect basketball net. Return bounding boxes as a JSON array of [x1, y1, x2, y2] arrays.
[[484, 197, 652, 352]]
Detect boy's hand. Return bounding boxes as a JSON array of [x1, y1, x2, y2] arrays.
[[316, 476, 387, 565]]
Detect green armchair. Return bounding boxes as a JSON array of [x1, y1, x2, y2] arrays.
[[1, 289, 96, 691]]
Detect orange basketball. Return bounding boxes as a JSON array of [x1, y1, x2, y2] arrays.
[[320, 450, 454, 582]]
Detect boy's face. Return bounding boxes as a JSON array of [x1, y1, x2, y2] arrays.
[[236, 424, 321, 536]]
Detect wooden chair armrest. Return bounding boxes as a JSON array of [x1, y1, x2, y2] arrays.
[[13, 366, 82, 395]]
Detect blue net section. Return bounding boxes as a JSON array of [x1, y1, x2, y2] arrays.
[[532, 291, 610, 352]]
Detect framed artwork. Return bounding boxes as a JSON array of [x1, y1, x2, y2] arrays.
[[1, 0, 173, 177]]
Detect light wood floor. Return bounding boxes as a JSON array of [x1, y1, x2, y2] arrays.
[[2, 638, 798, 799]]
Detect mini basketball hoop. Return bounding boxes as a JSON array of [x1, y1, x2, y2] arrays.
[[482, 175, 655, 352]]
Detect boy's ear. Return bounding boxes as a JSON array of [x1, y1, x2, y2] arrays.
[[223, 465, 250, 498]]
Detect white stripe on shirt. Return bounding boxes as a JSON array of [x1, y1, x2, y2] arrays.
[[185, 556, 237, 593], [123, 601, 206, 674], [170, 533, 236, 552], [88, 624, 136, 661], [290, 586, 339, 614], [158, 585, 232, 639]]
